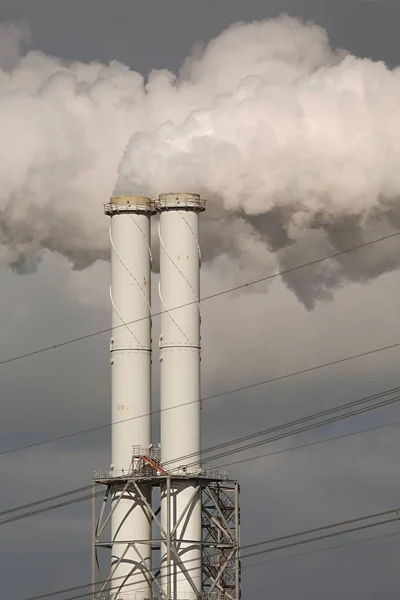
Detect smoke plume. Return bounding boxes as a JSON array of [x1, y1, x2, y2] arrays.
[[2, 16, 400, 308]]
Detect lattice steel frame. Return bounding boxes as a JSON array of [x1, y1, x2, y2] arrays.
[[92, 473, 241, 600], [202, 482, 241, 600]]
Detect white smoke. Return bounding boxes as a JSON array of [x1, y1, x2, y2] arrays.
[[2, 16, 400, 308]]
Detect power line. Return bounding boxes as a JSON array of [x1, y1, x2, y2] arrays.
[[1, 230, 399, 371], [7, 409, 399, 528], [0, 491, 103, 526], [202, 393, 400, 465], [2, 339, 400, 458], [162, 385, 400, 466], [65, 521, 400, 600], [0, 388, 400, 526], [0, 388, 400, 525], [221, 416, 400, 469], [242, 514, 400, 560], [21, 507, 400, 600], [202, 340, 400, 403], [243, 527, 400, 571], [181, 389, 400, 469], [0, 484, 94, 518], [3, 384, 400, 520], [240, 507, 400, 551]]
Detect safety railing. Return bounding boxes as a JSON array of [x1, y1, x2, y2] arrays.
[[97, 593, 226, 600], [94, 466, 229, 482], [94, 446, 229, 482]]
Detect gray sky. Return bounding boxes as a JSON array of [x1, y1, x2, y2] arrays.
[[1, 1, 400, 599]]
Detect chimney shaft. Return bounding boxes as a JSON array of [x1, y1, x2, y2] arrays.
[[157, 192, 206, 598], [105, 195, 154, 598]]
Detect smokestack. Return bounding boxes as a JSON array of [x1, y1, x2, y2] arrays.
[[105, 195, 154, 598], [96, 191, 240, 599], [157, 192, 206, 598]]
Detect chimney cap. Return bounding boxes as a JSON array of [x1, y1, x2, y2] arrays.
[[156, 192, 206, 212], [105, 195, 156, 215]]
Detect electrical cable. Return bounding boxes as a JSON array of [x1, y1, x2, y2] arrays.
[[242, 514, 400, 559], [10, 398, 393, 527], [21, 508, 400, 600], [161, 385, 400, 466], [2, 340, 400, 458], [241, 508, 400, 550], [0, 393, 393, 525], [0, 484, 95, 518], [0, 491, 104, 526], [201, 393, 400, 465], [1, 230, 398, 371], [176, 390, 400, 469], [6, 465, 395, 529], [243, 527, 400, 570], [3, 384, 400, 522], [3, 384, 400, 521], [220, 416, 400, 469]]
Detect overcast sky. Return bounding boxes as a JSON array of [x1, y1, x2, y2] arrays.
[[1, 1, 400, 599]]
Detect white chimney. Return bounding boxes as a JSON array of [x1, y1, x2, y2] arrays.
[[157, 192, 206, 598], [105, 195, 154, 598]]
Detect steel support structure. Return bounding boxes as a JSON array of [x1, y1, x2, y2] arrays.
[[202, 482, 241, 600], [92, 454, 240, 600]]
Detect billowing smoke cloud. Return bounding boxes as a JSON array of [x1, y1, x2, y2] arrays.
[[2, 16, 400, 308]]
